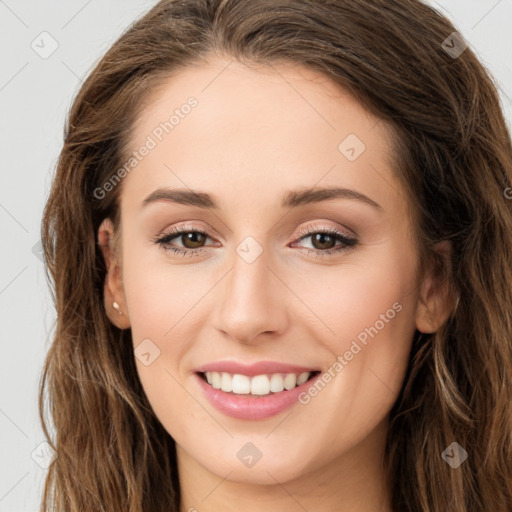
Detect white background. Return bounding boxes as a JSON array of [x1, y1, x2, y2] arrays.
[[1, 0, 511, 510]]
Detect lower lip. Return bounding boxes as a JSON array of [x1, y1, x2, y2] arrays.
[[194, 372, 321, 420]]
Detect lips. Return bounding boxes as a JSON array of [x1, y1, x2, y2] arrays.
[[193, 360, 322, 420], [195, 360, 319, 376]]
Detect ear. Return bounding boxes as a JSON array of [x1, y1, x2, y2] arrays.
[[97, 217, 131, 329], [415, 240, 456, 333]]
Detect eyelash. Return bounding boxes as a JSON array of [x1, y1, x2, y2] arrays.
[[153, 224, 358, 259]]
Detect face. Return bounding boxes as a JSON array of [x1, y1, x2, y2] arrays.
[[99, 56, 446, 486]]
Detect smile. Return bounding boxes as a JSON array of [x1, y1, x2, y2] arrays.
[[193, 361, 322, 420], [199, 371, 319, 396]]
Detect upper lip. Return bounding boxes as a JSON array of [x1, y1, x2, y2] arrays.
[[195, 360, 320, 376]]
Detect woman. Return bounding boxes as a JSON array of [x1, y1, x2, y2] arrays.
[[39, 0, 512, 510]]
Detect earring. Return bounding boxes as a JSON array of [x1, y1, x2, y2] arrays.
[[112, 301, 123, 315]]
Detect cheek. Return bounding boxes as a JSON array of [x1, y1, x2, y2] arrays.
[[327, 271, 415, 356], [122, 244, 201, 344], [289, 246, 419, 418], [293, 247, 417, 352], [121, 251, 203, 433], [283, 257, 418, 463]]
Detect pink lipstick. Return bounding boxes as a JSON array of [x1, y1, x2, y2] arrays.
[[193, 360, 321, 420]]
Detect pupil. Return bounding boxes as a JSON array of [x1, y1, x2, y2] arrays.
[[313, 233, 335, 250], [184, 232, 206, 248]]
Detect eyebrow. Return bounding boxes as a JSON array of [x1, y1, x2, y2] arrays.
[[141, 186, 382, 211]]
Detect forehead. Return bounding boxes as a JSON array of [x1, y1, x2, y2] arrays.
[[120, 57, 403, 217]]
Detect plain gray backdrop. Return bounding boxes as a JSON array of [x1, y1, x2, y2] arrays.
[[1, 0, 511, 510]]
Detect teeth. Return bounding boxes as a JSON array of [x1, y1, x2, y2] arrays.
[[232, 374, 251, 394], [251, 375, 270, 395], [220, 372, 232, 392], [211, 371, 221, 389], [284, 373, 297, 390], [270, 373, 284, 392], [297, 372, 309, 385], [203, 371, 312, 396]]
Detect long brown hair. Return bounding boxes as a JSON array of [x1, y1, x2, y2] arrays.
[[39, 0, 512, 510]]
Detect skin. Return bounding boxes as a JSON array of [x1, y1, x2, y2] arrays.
[[98, 56, 452, 512]]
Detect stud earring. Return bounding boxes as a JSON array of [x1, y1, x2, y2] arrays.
[[112, 301, 123, 315]]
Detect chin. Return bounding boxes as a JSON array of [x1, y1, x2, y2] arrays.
[[189, 440, 318, 485]]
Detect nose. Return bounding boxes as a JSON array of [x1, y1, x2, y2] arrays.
[[212, 244, 289, 345]]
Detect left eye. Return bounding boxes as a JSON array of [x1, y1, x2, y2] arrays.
[[154, 227, 218, 257], [154, 226, 357, 258], [294, 230, 356, 252], [162, 230, 210, 249], [291, 226, 358, 256]]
